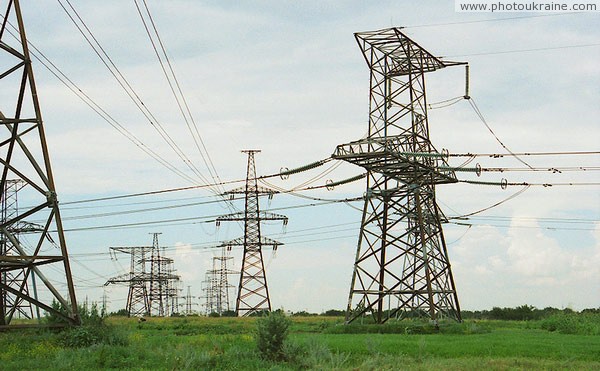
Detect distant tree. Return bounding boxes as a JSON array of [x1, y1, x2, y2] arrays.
[[582, 308, 600, 314], [321, 309, 345, 317], [292, 310, 317, 317], [110, 308, 129, 317]]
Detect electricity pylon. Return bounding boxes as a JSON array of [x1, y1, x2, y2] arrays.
[[106, 245, 153, 317], [334, 28, 464, 323], [202, 247, 236, 315], [148, 233, 167, 316], [0, 0, 79, 328], [1, 180, 33, 320], [183, 285, 195, 316], [217, 150, 287, 316], [106, 233, 179, 317]]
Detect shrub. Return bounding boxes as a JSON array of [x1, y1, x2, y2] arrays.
[[540, 312, 600, 335], [255, 311, 291, 361]]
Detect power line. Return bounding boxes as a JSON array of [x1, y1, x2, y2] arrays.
[[459, 179, 600, 187], [58, 0, 210, 186], [0, 18, 200, 185], [404, 12, 579, 29], [450, 221, 597, 232], [134, 0, 224, 195], [456, 215, 599, 224], [466, 97, 534, 169], [445, 43, 600, 58], [449, 185, 530, 219], [61, 197, 363, 232], [62, 178, 246, 205], [449, 151, 600, 157]]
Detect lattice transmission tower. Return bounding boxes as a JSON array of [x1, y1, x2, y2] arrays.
[[1, 180, 34, 321], [0, 0, 79, 328], [182, 285, 196, 316], [201, 247, 236, 315], [217, 150, 287, 316], [106, 245, 152, 317], [333, 28, 465, 323], [106, 233, 180, 317]]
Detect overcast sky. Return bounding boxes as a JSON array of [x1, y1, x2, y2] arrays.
[[6, 1, 599, 314]]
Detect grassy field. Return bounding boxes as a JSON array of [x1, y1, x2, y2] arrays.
[[0, 314, 599, 370]]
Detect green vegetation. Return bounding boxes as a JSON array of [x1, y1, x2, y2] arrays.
[[0, 307, 598, 370], [256, 311, 291, 361]]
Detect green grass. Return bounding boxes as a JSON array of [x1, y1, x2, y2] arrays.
[[0, 315, 598, 370]]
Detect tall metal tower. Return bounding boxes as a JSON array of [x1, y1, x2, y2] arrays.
[[201, 270, 214, 315], [183, 285, 195, 315], [106, 234, 180, 317], [0, 0, 79, 328], [106, 245, 153, 317], [148, 233, 166, 316], [217, 150, 287, 316], [164, 257, 180, 315], [1, 180, 33, 320], [201, 247, 236, 315], [333, 28, 464, 323]]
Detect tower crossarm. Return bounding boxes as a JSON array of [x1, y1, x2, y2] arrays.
[[220, 236, 283, 250], [355, 28, 465, 76], [223, 185, 278, 197], [216, 211, 288, 224], [333, 135, 457, 184]]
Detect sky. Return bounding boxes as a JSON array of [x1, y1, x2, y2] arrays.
[[2, 0, 599, 314]]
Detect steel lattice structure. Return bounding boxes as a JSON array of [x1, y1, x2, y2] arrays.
[[217, 150, 287, 316], [201, 248, 236, 315], [106, 233, 180, 317], [106, 245, 152, 317], [333, 28, 464, 323], [181, 285, 194, 315], [0, 0, 79, 328]]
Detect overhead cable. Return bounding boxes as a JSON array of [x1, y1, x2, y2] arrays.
[[466, 97, 534, 169], [58, 0, 210, 186], [134, 0, 224, 194]]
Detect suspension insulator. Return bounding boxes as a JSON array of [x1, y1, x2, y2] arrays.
[[501, 178, 508, 190], [441, 148, 449, 160], [326, 179, 334, 191], [279, 159, 328, 177], [279, 167, 290, 180], [476, 163, 482, 177]]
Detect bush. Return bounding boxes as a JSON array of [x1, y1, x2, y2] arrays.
[[255, 311, 291, 361], [540, 313, 600, 335]]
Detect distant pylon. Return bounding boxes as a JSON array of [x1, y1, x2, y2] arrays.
[[1, 180, 34, 320], [217, 150, 287, 316], [148, 233, 165, 316], [106, 233, 180, 317], [183, 286, 195, 315], [106, 244, 153, 317], [0, 0, 79, 328], [334, 28, 464, 323], [201, 247, 236, 315]]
